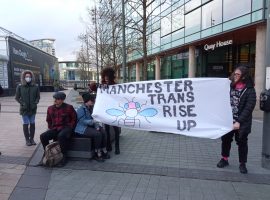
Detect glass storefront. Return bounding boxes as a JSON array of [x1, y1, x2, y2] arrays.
[[200, 42, 256, 78]]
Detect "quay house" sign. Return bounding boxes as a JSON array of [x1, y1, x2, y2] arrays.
[[204, 39, 233, 51]]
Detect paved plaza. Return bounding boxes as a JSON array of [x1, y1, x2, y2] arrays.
[[0, 89, 270, 200]]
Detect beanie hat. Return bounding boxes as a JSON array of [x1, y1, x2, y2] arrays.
[[82, 93, 96, 103]]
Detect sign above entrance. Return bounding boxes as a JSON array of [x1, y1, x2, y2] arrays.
[[204, 39, 233, 51]]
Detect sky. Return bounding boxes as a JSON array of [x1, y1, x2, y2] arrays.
[[0, 0, 94, 61]]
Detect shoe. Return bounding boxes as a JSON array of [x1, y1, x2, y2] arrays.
[[217, 158, 229, 168], [102, 151, 110, 159], [239, 163, 248, 174], [115, 148, 120, 155], [30, 139, 36, 145], [26, 140, 32, 146], [94, 152, 104, 162]]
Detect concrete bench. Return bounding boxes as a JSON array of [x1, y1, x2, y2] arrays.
[[67, 126, 120, 158]]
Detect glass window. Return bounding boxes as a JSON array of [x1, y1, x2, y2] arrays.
[[223, 0, 251, 21], [185, 8, 201, 35], [161, 14, 172, 36], [202, 0, 222, 30], [152, 30, 161, 48], [161, 56, 172, 79], [147, 62, 155, 80], [252, 0, 263, 11], [172, 6, 184, 32], [185, 0, 201, 13]]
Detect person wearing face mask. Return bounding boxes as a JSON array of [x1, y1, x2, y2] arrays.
[[216, 66, 256, 174], [15, 70, 40, 146], [74, 93, 110, 162]]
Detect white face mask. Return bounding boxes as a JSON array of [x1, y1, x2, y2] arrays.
[[25, 77, 32, 83]]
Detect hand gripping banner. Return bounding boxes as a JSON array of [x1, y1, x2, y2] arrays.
[[92, 78, 233, 139]]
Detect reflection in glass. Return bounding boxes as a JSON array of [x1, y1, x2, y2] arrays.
[[161, 14, 171, 36], [223, 0, 251, 21], [252, 0, 263, 11], [185, 0, 201, 13], [172, 6, 184, 32], [185, 8, 201, 36], [202, 0, 222, 29], [152, 30, 161, 48]]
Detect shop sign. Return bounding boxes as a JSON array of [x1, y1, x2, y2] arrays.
[[204, 40, 233, 51]]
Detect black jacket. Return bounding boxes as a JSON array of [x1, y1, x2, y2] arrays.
[[234, 80, 256, 135]]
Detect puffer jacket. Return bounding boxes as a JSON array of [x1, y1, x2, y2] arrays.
[[234, 80, 256, 136], [15, 70, 40, 115]]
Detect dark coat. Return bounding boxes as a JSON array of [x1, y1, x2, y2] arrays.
[[15, 70, 40, 115], [234, 80, 256, 136]]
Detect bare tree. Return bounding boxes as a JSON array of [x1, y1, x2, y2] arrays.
[[125, 0, 169, 80]]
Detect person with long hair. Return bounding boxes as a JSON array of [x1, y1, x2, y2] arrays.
[[101, 67, 121, 154], [217, 66, 256, 174]]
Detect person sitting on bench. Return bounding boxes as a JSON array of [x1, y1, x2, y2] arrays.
[[40, 92, 77, 167], [74, 93, 110, 162]]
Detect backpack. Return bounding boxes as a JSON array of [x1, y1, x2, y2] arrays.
[[42, 141, 63, 167]]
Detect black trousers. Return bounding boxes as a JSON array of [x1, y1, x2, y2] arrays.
[[221, 130, 248, 163], [105, 125, 120, 149], [40, 127, 73, 155], [78, 127, 106, 150]]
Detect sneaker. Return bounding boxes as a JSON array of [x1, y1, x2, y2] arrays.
[[94, 152, 105, 162], [26, 140, 32, 146], [30, 139, 36, 145], [239, 163, 248, 174], [217, 158, 229, 168]]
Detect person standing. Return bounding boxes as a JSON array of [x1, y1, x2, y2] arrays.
[[40, 92, 77, 167], [15, 70, 40, 146], [216, 66, 256, 174], [101, 67, 121, 154]]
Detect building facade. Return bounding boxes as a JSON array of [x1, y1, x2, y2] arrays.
[[0, 27, 59, 94], [99, 0, 267, 98], [59, 61, 98, 88]]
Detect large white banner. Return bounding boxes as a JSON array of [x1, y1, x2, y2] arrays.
[[92, 78, 233, 139]]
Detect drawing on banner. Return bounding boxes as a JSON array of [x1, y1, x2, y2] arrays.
[[106, 97, 158, 127]]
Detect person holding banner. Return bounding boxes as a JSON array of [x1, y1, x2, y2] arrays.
[[101, 67, 121, 154], [217, 66, 256, 174], [75, 93, 110, 162]]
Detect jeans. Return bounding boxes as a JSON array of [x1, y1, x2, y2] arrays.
[[22, 114, 36, 124]]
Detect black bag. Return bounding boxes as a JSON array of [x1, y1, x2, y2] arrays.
[[260, 89, 270, 112]]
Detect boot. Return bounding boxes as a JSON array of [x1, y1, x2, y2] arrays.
[[23, 124, 31, 146], [29, 123, 36, 145]]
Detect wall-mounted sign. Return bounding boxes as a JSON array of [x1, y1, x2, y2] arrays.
[[204, 40, 233, 51]]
